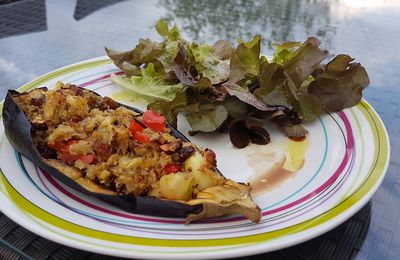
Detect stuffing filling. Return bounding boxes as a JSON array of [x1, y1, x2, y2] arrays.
[[14, 82, 222, 198]]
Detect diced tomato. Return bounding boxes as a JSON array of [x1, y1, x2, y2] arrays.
[[79, 154, 96, 164], [164, 164, 181, 174], [142, 110, 166, 132], [130, 119, 151, 143], [59, 152, 96, 164], [59, 152, 81, 162], [134, 131, 151, 144], [129, 120, 145, 134], [48, 140, 79, 152]]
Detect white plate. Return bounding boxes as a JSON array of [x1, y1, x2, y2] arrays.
[[0, 56, 390, 259]]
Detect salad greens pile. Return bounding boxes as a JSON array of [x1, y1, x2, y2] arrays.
[[106, 19, 369, 148]]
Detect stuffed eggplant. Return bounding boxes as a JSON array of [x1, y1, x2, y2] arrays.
[[2, 82, 261, 223]]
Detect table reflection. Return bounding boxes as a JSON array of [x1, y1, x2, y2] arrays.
[[159, 0, 335, 50], [0, 0, 46, 39]]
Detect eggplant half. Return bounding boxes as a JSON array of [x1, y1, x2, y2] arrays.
[[2, 82, 261, 223]]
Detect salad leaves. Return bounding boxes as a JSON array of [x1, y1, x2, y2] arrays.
[[106, 19, 370, 148], [186, 104, 228, 132], [228, 35, 261, 83], [110, 63, 184, 102], [308, 54, 370, 111]]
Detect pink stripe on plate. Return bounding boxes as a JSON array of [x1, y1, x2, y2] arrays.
[[77, 71, 124, 88]]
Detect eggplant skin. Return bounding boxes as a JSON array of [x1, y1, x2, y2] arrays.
[[2, 90, 201, 218]]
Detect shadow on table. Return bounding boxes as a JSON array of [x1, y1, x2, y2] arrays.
[[73, 0, 127, 20], [0, 0, 46, 39], [0, 0, 128, 39]]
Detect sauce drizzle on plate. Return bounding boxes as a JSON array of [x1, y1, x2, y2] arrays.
[[245, 138, 308, 195]]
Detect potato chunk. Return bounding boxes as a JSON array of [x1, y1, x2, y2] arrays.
[[183, 151, 224, 192], [159, 172, 195, 200]]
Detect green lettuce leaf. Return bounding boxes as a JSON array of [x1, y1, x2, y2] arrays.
[[110, 63, 184, 102], [254, 61, 292, 108], [283, 73, 322, 122], [253, 61, 290, 107], [222, 82, 271, 111], [254, 61, 322, 121], [308, 54, 370, 112], [284, 37, 329, 88], [294, 92, 322, 122], [212, 40, 233, 60], [155, 19, 180, 41], [186, 104, 228, 132], [105, 47, 140, 76], [222, 96, 248, 119], [105, 39, 164, 76], [157, 40, 179, 73], [229, 35, 261, 83], [272, 41, 302, 65], [155, 20, 184, 73], [194, 76, 212, 94], [171, 42, 198, 86], [191, 43, 230, 84], [254, 38, 329, 121]]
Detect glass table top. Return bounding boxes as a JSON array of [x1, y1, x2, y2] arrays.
[[1, 0, 399, 259]]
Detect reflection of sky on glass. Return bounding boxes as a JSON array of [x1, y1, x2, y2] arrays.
[[0, 0, 399, 95]]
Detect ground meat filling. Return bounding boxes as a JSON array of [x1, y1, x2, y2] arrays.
[[13, 82, 199, 196]]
